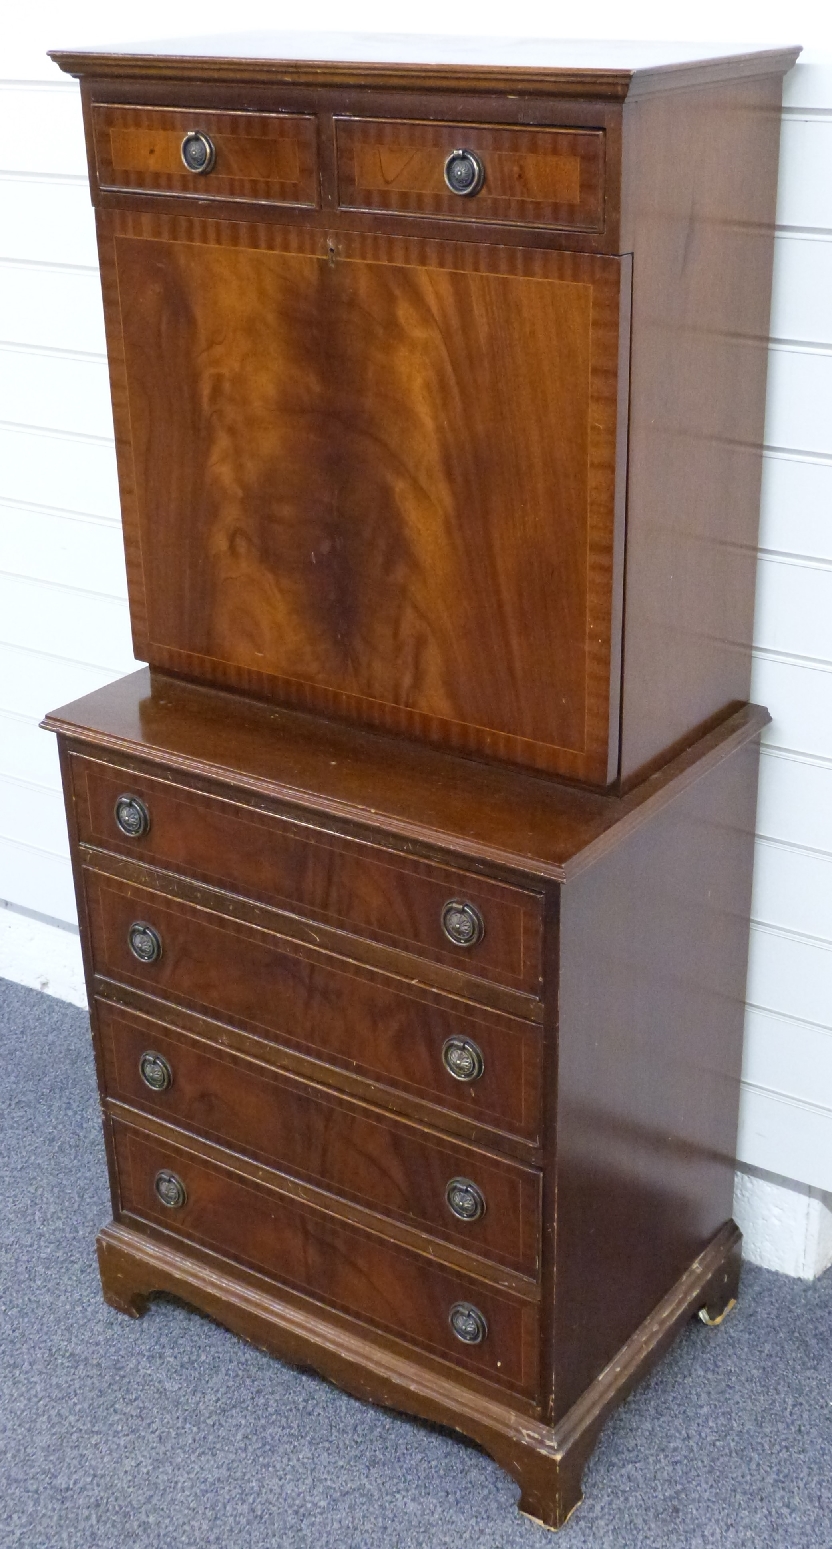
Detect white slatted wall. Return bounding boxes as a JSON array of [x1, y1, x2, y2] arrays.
[[1, 8, 831, 1201]]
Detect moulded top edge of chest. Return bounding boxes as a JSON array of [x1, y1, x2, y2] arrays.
[[48, 37, 801, 99], [41, 669, 769, 887]]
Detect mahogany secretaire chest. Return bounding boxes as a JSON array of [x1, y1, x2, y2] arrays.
[[43, 34, 797, 1529]]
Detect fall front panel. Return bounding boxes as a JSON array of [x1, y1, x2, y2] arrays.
[[101, 212, 623, 781]]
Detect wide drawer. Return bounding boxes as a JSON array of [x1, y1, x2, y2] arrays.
[[72, 754, 543, 994], [84, 870, 542, 1142], [113, 1117, 538, 1395], [92, 104, 319, 206], [335, 117, 604, 231], [98, 999, 541, 1276]]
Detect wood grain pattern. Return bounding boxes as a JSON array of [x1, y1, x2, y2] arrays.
[[44, 669, 769, 883], [111, 1115, 540, 1396], [98, 999, 541, 1275], [92, 104, 319, 206], [99, 210, 623, 784], [617, 72, 787, 785], [335, 118, 604, 231], [49, 39, 801, 100], [71, 752, 543, 994], [40, 38, 793, 1530], [83, 865, 543, 1141]]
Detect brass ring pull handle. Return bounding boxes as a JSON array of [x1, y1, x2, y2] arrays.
[[139, 1051, 173, 1092], [449, 1302, 488, 1344], [181, 131, 216, 174], [446, 1177, 486, 1222], [128, 921, 162, 964], [442, 1036, 485, 1083], [154, 1170, 187, 1209], [441, 899, 485, 948], [444, 148, 485, 196], [114, 794, 150, 838]]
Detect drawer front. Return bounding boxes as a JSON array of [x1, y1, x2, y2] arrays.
[[72, 755, 543, 995], [113, 1118, 539, 1396], [92, 105, 318, 207], [98, 1001, 541, 1275], [85, 872, 542, 1142], [335, 118, 604, 231]]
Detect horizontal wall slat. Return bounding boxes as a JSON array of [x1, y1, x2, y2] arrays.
[[0, 642, 119, 721], [754, 552, 832, 662], [0, 346, 113, 440], [736, 1080, 832, 1193], [759, 452, 832, 561], [783, 63, 832, 112], [770, 232, 832, 345], [0, 573, 135, 673], [752, 835, 832, 942], [0, 503, 127, 597], [742, 1003, 832, 1110], [0, 261, 107, 354], [0, 832, 77, 923], [751, 651, 832, 762], [0, 84, 87, 178], [756, 747, 832, 853], [764, 345, 832, 455], [776, 116, 832, 231], [0, 424, 119, 519], [0, 773, 70, 857], [0, 711, 63, 790], [0, 174, 97, 268], [747, 922, 832, 1032]]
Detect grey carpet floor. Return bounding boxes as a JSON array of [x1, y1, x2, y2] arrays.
[[1, 978, 830, 1549]]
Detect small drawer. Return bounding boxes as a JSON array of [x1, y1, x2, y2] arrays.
[[113, 1117, 539, 1396], [72, 755, 543, 995], [92, 104, 318, 207], [85, 871, 542, 1142], [99, 1001, 541, 1276], [335, 117, 605, 231]]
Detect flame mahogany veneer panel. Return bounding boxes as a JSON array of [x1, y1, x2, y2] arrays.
[[99, 212, 623, 785], [83, 867, 543, 1143], [112, 1118, 540, 1396], [98, 1000, 542, 1275], [72, 752, 544, 994]]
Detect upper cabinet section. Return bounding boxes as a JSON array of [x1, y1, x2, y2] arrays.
[[51, 36, 799, 788]]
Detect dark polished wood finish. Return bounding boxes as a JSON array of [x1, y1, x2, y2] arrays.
[[97, 999, 542, 1275], [72, 750, 543, 993], [92, 103, 319, 205], [45, 666, 765, 1526], [82, 861, 542, 1140], [334, 117, 605, 231], [45, 33, 792, 1530], [53, 36, 797, 787], [99, 212, 623, 784]]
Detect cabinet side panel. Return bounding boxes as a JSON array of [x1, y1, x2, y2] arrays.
[[619, 74, 785, 784], [552, 735, 761, 1418]]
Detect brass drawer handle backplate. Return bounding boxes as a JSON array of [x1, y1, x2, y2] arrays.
[[444, 148, 485, 196], [449, 1301, 488, 1344], [181, 131, 216, 174]]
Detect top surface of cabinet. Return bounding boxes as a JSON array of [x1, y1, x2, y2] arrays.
[[53, 36, 797, 789], [51, 31, 800, 94]]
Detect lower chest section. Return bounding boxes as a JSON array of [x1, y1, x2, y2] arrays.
[[66, 742, 549, 1405]]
